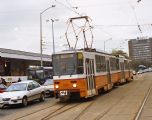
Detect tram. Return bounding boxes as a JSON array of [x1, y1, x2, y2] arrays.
[[52, 49, 133, 101]]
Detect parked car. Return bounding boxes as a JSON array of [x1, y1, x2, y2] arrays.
[[137, 70, 143, 74], [132, 70, 136, 75], [0, 84, 7, 93], [43, 79, 54, 97], [0, 80, 45, 108]]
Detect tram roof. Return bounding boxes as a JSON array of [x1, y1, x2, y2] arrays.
[[54, 48, 110, 54], [0, 48, 51, 61], [53, 48, 131, 60]]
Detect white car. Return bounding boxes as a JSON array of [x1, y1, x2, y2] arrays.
[[137, 70, 143, 74], [43, 79, 54, 97], [0, 80, 45, 108]]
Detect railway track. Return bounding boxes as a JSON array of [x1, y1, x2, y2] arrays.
[[41, 100, 96, 120], [73, 100, 95, 120], [13, 85, 152, 120], [94, 96, 124, 120], [40, 90, 126, 120], [14, 101, 83, 120], [134, 84, 152, 120], [14, 102, 65, 120], [41, 102, 82, 120], [72, 95, 125, 120]]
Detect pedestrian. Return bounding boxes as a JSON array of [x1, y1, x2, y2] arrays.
[[18, 78, 21, 82], [1, 78, 6, 86]]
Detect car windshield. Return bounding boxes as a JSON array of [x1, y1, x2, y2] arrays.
[[43, 79, 53, 85], [6, 83, 27, 92]]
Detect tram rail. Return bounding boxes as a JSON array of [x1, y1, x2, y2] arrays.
[[41, 103, 81, 120], [14, 103, 65, 120], [134, 83, 152, 120]]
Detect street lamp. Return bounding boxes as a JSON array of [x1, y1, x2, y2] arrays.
[[46, 19, 59, 54], [40, 5, 55, 67], [104, 38, 112, 52]]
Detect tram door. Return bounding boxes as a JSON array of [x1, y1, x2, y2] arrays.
[[128, 62, 131, 78], [106, 60, 111, 84], [85, 58, 96, 97], [120, 62, 125, 82]]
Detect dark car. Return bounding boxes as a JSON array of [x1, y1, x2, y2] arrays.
[[0, 84, 7, 93]]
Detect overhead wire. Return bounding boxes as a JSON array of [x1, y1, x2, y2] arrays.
[[54, 0, 81, 16], [53, 0, 151, 51], [94, 23, 152, 27], [128, 2, 142, 33]]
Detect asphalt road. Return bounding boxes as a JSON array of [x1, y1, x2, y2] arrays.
[[0, 97, 57, 119], [0, 73, 152, 120]]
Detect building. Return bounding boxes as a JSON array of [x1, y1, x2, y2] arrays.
[[0, 48, 52, 76], [128, 38, 152, 63]]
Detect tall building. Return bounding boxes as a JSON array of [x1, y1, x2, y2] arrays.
[[128, 38, 152, 63]]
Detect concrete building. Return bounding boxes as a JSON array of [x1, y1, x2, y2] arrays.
[[0, 48, 52, 76], [128, 38, 152, 63]]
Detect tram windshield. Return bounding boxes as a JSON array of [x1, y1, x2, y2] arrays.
[[53, 53, 83, 76]]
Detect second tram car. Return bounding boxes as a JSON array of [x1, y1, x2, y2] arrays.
[[52, 49, 133, 101]]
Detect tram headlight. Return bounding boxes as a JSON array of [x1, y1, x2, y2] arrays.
[[55, 84, 59, 89], [72, 83, 77, 88]]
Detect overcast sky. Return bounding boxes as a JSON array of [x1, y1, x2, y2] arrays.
[[0, 0, 152, 55]]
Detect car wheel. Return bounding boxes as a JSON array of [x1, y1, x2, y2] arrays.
[[22, 97, 28, 107], [39, 93, 45, 102]]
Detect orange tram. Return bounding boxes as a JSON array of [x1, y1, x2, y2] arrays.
[[52, 49, 133, 101]]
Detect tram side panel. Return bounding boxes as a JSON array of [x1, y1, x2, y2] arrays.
[[124, 70, 133, 82], [110, 71, 121, 84], [109, 57, 121, 85], [95, 74, 109, 90]]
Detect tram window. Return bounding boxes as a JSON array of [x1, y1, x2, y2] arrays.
[[125, 60, 129, 70], [110, 58, 117, 71], [116, 59, 119, 70], [100, 56, 106, 72], [95, 55, 101, 72], [95, 55, 106, 72]]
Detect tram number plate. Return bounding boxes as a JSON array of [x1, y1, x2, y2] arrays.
[[60, 91, 68, 96]]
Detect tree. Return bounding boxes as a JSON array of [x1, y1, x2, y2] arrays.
[[111, 49, 129, 59]]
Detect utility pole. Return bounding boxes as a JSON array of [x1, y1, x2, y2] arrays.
[[40, 5, 55, 67], [46, 19, 59, 54], [51, 19, 59, 54]]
